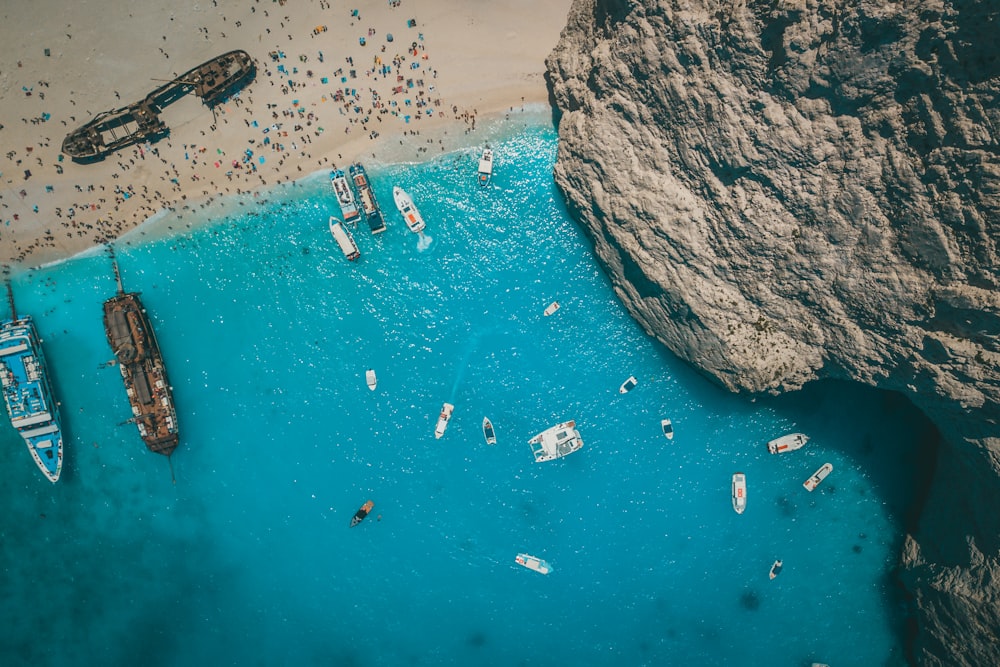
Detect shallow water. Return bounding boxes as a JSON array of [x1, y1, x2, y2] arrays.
[[0, 115, 918, 666]]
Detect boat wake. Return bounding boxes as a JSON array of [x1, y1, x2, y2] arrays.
[[417, 232, 433, 252]]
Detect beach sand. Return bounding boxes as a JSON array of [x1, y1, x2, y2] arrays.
[[0, 0, 572, 268]]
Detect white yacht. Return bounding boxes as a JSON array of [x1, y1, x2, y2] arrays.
[[528, 420, 583, 462], [767, 432, 808, 454], [393, 186, 426, 233]]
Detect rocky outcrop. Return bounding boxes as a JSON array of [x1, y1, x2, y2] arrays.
[[545, 0, 1000, 664]]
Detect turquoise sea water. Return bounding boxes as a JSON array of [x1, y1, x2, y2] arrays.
[[0, 115, 923, 666]]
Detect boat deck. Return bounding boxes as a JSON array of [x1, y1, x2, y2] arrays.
[[351, 164, 387, 234]]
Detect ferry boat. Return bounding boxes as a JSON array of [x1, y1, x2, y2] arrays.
[[350, 163, 387, 234], [515, 553, 551, 575], [803, 463, 833, 492], [435, 402, 454, 439], [619, 375, 638, 394], [393, 186, 426, 233], [483, 417, 496, 445], [0, 288, 63, 482], [350, 500, 374, 527], [102, 253, 179, 457], [661, 418, 674, 440], [732, 472, 747, 514], [329, 216, 361, 260], [477, 147, 493, 186], [528, 420, 583, 462], [331, 170, 361, 225], [767, 432, 809, 454]]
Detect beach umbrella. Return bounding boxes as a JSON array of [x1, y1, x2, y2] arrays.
[[386, 33, 394, 42]]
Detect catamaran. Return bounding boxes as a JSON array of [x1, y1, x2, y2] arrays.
[[329, 216, 361, 260], [0, 288, 63, 482], [767, 432, 809, 454], [477, 147, 493, 186], [528, 420, 583, 462], [393, 186, 426, 233], [331, 169, 361, 225]]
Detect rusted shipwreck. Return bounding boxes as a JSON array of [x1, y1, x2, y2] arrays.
[[62, 49, 255, 162]]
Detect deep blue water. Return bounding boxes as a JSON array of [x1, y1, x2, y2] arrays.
[[0, 114, 919, 666]]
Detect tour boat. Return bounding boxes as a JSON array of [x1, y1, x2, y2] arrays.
[[365, 368, 377, 391], [732, 472, 747, 514], [619, 375, 638, 394], [477, 147, 493, 186], [393, 186, 426, 233], [803, 463, 833, 492], [483, 417, 496, 445], [435, 402, 454, 439], [331, 169, 361, 225], [767, 432, 809, 454], [515, 553, 551, 575], [661, 418, 674, 440], [350, 500, 374, 527], [528, 420, 583, 462], [329, 216, 361, 261]]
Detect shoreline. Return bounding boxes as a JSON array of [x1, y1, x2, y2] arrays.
[[0, 0, 572, 270]]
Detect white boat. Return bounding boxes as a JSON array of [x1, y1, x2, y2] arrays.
[[329, 216, 360, 260], [732, 472, 747, 514], [803, 463, 833, 492], [477, 148, 493, 186], [434, 402, 454, 439], [661, 418, 674, 440], [767, 432, 809, 454], [515, 553, 551, 575], [331, 169, 361, 225], [483, 417, 496, 445], [769, 559, 783, 580], [619, 375, 638, 394], [365, 369, 377, 391], [528, 420, 583, 462], [543, 301, 560, 316], [393, 186, 426, 233]]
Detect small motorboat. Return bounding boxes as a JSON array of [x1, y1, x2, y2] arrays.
[[365, 368, 377, 391], [543, 301, 560, 316], [515, 553, 551, 575], [732, 472, 747, 514], [619, 375, 638, 394], [483, 417, 496, 445], [767, 432, 809, 454], [350, 500, 374, 527], [661, 418, 673, 440], [769, 559, 783, 580], [803, 463, 833, 492], [477, 147, 493, 186], [435, 402, 454, 439]]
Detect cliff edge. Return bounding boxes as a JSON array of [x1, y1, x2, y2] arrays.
[[545, 0, 1000, 664]]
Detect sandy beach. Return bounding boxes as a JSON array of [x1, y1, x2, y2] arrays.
[[0, 0, 572, 268]]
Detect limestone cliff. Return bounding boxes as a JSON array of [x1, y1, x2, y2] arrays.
[[545, 0, 1000, 664]]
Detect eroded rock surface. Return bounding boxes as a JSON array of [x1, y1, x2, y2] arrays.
[[545, 1, 1000, 664]]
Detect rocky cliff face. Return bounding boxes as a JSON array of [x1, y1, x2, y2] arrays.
[[545, 0, 1000, 663]]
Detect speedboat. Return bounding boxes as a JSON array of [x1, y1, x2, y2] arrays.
[[483, 417, 496, 445], [393, 186, 426, 233], [350, 500, 374, 527], [477, 147, 493, 186], [769, 559, 783, 580], [543, 301, 560, 316], [365, 368, 377, 391], [661, 418, 674, 440], [767, 432, 809, 454], [515, 553, 551, 575], [528, 420, 583, 462], [732, 472, 747, 514], [803, 463, 833, 492], [619, 375, 638, 394], [435, 402, 454, 439], [329, 216, 360, 260]]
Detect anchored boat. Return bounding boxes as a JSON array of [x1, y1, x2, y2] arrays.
[[350, 163, 387, 234], [365, 369, 377, 391], [483, 417, 496, 445], [329, 216, 361, 261], [619, 375, 638, 394], [803, 463, 833, 492], [732, 472, 747, 514], [477, 148, 493, 186], [393, 186, 426, 233], [661, 418, 674, 440], [767, 432, 809, 454], [102, 251, 179, 457], [543, 301, 560, 316], [515, 553, 551, 575], [435, 402, 454, 439], [332, 170, 361, 225], [0, 284, 64, 482], [528, 420, 583, 462]]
